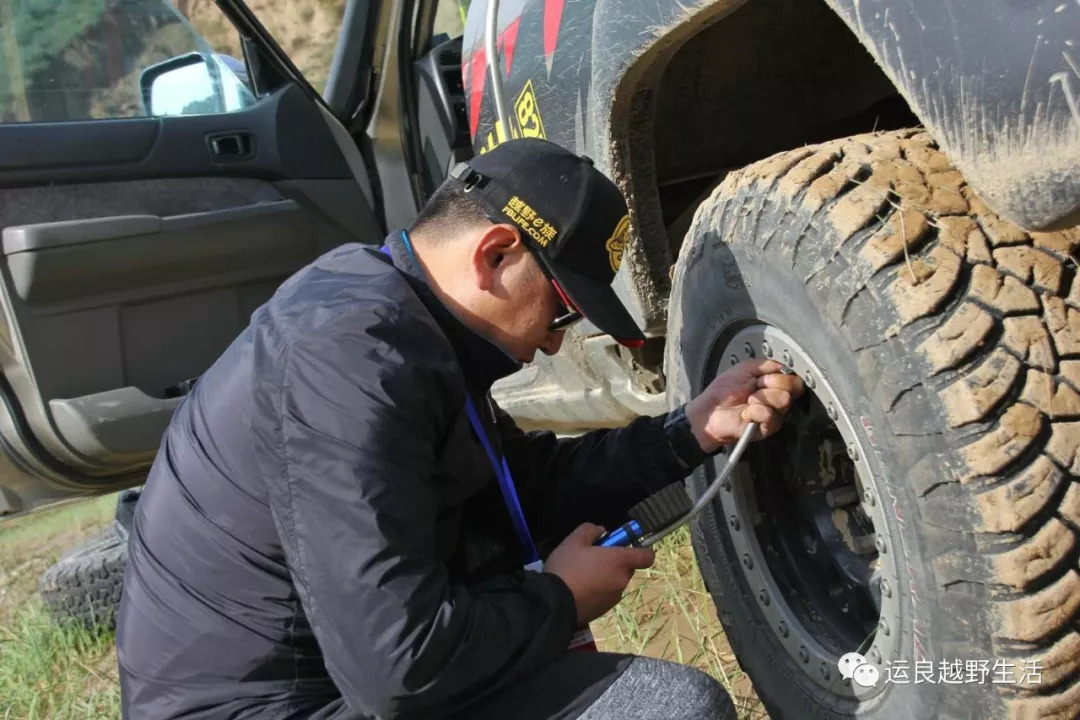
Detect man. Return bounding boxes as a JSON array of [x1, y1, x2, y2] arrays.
[[116, 138, 803, 719]]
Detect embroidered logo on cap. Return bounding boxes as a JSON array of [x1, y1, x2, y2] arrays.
[[503, 195, 559, 248], [605, 215, 630, 273]]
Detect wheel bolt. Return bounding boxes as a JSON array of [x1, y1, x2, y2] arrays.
[[864, 490, 875, 506], [875, 537, 887, 554], [730, 516, 741, 531], [762, 341, 773, 357], [799, 647, 809, 663], [730, 354, 739, 366], [744, 342, 755, 358], [878, 619, 890, 636], [758, 589, 770, 606], [847, 443, 859, 461], [869, 649, 881, 665], [820, 662, 830, 680], [880, 579, 892, 598], [827, 404, 838, 420], [805, 372, 815, 389], [743, 554, 753, 570], [779, 621, 789, 637], [782, 350, 793, 366]]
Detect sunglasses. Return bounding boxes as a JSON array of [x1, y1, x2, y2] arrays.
[[548, 277, 584, 333], [477, 215, 584, 333]]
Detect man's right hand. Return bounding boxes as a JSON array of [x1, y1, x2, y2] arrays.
[[544, 523, 656, 625]]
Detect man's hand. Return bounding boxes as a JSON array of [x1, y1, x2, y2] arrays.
[[545, 523, 655, 625], [684, 358, 805, 454]]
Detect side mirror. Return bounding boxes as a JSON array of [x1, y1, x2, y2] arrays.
[[139, 52, 255, 117]]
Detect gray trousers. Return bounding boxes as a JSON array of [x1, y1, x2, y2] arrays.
[[448, 651, 739, 720]]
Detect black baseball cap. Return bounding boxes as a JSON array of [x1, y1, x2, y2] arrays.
[[448, 138, 646, 347]]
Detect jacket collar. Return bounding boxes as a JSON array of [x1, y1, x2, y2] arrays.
[[378, 230, 523, 394]]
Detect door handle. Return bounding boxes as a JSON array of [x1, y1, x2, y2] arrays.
[[207, 132, 254, 161]]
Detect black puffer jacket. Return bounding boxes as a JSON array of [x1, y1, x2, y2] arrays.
[[115, 231, 696, 719]]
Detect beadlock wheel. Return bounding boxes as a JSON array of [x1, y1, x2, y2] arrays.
[[712, 323, 899, 700]]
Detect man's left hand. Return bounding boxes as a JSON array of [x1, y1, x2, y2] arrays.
[[683, 358, 805, 454]]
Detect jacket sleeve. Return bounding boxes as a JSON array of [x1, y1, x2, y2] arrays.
[[494, 404, 698, 544], [253, 306, 578, 720]]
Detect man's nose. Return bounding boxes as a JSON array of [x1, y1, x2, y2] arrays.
[[540, 330, 565, 355]]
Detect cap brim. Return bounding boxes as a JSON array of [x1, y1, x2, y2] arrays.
[[545, 262, 646, 346]]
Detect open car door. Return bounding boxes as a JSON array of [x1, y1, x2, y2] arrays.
[[0, 0, 399, 516]]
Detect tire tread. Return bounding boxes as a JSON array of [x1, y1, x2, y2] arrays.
[[39, 521, 127, 631], [677, 129, 1080, 717]]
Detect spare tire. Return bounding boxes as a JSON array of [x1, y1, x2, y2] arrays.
[[40, 520, 128, 631], [666, 129, 1080, 719]]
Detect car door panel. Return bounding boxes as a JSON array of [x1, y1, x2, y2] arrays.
[[0, 80, 380, 500], [0, 85, 352, 185], [4, 199, 309, 303]]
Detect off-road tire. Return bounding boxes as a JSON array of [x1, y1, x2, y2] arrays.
[[666, 129, 1080, 719], [39, 520, 128, 631]]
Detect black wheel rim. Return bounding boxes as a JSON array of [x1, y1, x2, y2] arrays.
[[702, 322, 900, 698]]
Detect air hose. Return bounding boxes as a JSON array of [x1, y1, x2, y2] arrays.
[[595, 422, 758, 548]]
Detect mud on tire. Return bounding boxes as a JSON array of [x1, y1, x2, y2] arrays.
[[666, 129, 1080, 719], [39, 520, 128, 631]]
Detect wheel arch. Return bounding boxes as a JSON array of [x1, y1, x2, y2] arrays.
[[597, 0, 1080, 340]]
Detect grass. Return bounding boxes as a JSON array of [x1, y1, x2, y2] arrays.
[[0, 494, 120, 719], [0, 497, 767, 719], [0, 605, 121, 719], [593, 526, 768, 719]]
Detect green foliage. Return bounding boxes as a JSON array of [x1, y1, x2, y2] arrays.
[[0, 0, 213, 121], [9, 0, 108, 80], [0, 602, 120, 720], [0, 494, 120, 719]]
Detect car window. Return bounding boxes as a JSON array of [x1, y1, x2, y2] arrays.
[[190, 0, 349, 96], [0, 0, 257, 124]]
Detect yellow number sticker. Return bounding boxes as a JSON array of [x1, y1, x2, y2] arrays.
[[480, 78, 547, 154], [513, 79, 546, 139]]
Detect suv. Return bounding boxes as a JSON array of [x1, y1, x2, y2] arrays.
[[3, 0, 1079, 717]]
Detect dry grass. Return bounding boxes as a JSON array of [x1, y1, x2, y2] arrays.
[[593, 526, 768, 719], [0, 497, 767, 718]]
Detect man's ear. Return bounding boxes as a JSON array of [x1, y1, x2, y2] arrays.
[[471, 224, 523, 291]]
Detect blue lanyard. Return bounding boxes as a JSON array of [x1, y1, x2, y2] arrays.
[[378, 237, 542, 571], [462, 395, 542, 570]]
